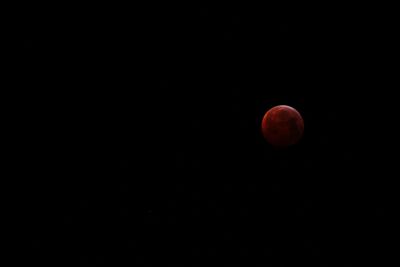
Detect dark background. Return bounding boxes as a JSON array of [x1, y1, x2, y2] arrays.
[[21, 4, 396, 266]]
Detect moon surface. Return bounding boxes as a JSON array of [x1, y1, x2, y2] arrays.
[[261, 105, 304, 147]]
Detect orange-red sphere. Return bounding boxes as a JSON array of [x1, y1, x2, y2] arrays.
[[261, 105, 304, 147]]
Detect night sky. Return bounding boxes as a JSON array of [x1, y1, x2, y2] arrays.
[[22, 4, 395, 266]]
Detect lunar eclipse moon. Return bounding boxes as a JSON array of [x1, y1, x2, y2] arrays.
[[261, 105, 304, 147]]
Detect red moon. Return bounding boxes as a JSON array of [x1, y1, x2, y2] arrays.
[[261, 105, 304, 147]]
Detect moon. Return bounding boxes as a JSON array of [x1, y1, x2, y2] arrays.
[[261, 105, 304, 147]]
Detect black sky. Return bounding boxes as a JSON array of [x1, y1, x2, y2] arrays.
[[21, 4, 396, 266]]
